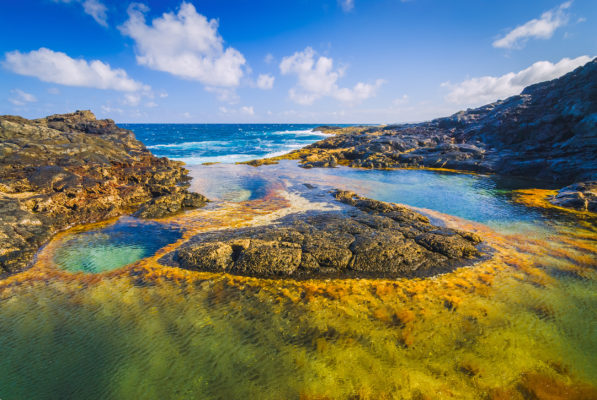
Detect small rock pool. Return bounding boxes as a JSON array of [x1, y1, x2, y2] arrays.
[[52, 217, 183, 273]]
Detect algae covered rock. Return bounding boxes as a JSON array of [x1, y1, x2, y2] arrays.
[[171, 190, 482, 279]]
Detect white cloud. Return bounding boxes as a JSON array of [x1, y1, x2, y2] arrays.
[[442, 55, 592, 106], [264, 53, 274, 64], [240, 106, 254, 115], [122, 93, 142, 106], [82, 0, 108, 26], [54, 0, 108, 26], [3, 48, 149, 92], [339, 0, 354, 12], [8, 89, 37, 106], [120, 2, 246, 88], [280, 47, 384, 105], [256, 74, 275, 90], [493, 1, 572, 49], [205, 86, 239, 103], [47, 87, 60, 95], [101, 104, 124, 115]]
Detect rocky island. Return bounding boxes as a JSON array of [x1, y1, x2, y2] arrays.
[[169, 190, 482, 279], [0, 111, 207, 275], [248, 58, 597, 212]]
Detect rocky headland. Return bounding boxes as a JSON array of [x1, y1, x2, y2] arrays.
[[248, 58, 597, 211], [0, 111, 207, 275], [167, 190, 482, 279]]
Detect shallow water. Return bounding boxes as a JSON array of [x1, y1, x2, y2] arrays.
[[1, 161, 596, 399], [52, 217, 183, 273]]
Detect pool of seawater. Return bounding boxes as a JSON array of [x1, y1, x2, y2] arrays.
[[1, 161, 595, 399], [191, 161, 548, 233], [52, 217, 183, 273]]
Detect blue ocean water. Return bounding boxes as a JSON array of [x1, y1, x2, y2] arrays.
[[122, 124, 336, 165]]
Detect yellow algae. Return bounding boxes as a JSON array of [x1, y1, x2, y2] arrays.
[[513, 188, 597, 219]]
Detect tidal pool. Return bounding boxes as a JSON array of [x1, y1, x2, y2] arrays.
[[52, 217, 183, 273], [0, 161, 595, 399]]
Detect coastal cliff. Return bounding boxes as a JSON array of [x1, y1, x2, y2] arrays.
[[252, 58, 597, 210], [0, 111, 207, 275]]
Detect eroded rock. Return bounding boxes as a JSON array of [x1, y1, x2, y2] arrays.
[[171, 191, 482, 278], [0, 110, 208, 275]]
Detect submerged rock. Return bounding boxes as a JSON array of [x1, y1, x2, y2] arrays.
[[0, 110, 207, 275], [172, 191, 482, 279], [550, 181, 597, 212]]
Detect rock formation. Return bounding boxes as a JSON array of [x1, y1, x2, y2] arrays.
[[550, 181, 597, 212], [170, 191, 482, 279], [259, 58, 596, 188], [0, 111, 207, 275]]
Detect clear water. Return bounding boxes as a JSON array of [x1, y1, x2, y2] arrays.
[[1, 131, 596, 399], [52, 217, 183, 273], [122, 123, 340, 164], [190, 161, 546, 232]]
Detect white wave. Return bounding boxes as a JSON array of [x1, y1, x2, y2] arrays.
[[270, 129, 331, 137], [147, 140, 228, 150]]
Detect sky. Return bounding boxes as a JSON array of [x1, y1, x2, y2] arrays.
[[0, 0, 595, 123]]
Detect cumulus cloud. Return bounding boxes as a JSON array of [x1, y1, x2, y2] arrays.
[[442, 55, 592, 106], [3, 48, 149, 92], [8, 89, 37, 106], [120, 2, 246, 88], [256, 74, 275, 90], [54, 0, 108, 26], [280, 47, 384, 105], [493, 1, 572, 49]]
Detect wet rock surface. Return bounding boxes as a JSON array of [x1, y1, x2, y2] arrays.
[[264, 58, 597, 189], [170, 190, 482, 278], [0, 111, 207, 275], [550, 181, 597, 212]]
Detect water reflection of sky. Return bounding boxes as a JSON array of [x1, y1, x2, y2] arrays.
[[189, 161, 547, 232]]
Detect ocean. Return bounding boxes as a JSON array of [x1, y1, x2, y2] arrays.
[[121, 124, 338, 165]]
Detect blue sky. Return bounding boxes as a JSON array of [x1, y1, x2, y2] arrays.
[[1, 0, 595, 123]]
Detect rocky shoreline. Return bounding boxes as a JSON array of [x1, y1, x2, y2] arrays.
[[166, 190, 483, 279], [0, 111, 207, 275], [247, 58, 597, 212]]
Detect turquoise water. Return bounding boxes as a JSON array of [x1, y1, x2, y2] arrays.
[[123, 124, 342, 164], [52, 217, 183, 273], [190, 161, 546, 231]]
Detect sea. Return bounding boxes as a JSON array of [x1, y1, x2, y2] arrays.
[[121, 123, 339, 165]]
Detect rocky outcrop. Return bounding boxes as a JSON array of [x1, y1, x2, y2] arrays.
[[170, 191, 482, 279], [265, 58, 597, 185], [0, 111, 207, 275], [550, 181, 597, 212]]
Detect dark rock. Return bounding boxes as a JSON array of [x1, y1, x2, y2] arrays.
[[171, 191, 482, 279], [0, 110, 208, 275], [269, 58, 597, 185], [550, 181, 597, 212]]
